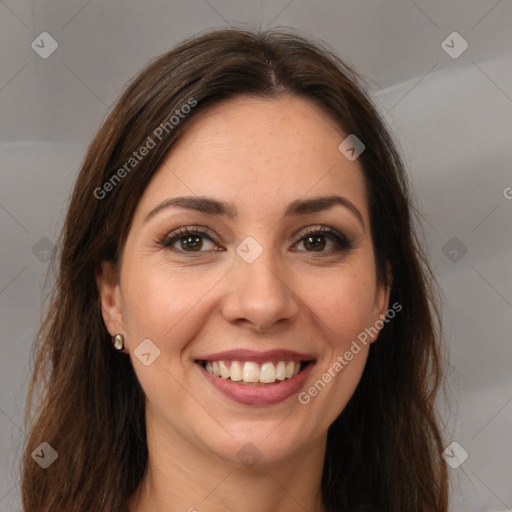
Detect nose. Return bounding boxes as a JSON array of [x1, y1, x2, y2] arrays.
[[221, 247, 300, 333]]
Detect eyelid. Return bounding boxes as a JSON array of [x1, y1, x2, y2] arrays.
[[293, 225, 345, 239], [159, 225, 219, 245]]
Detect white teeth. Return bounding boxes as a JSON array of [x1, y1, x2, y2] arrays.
[[259, 362, 276, 383], [203, 360, 304, 383], [286, 361, 295, 379], [242, 362, 259, 383], [229, 361, 243, 381], [219, 360, 230, 379], [275, 361, 286, 380]]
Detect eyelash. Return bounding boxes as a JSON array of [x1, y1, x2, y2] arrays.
[[159, 225, 352, 256]]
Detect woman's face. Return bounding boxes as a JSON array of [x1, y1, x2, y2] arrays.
[[99, 94, 390, 468]]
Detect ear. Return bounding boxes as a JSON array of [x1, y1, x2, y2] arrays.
[[95, 261, 127, 352], [368, 265, 393, 344]]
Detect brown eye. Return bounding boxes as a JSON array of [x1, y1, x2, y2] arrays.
[[303, 235, 326, 251], [180, 234, 203, 251], [293, 227, 352, 253], [161, 227, 218, 253]]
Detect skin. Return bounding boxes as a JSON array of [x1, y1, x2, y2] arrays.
[[97, 94, 391, 512]]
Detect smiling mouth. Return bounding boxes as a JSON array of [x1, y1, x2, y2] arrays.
[[197, 359, 314, 386]]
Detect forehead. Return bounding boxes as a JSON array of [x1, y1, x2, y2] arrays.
[[134, 94, 369, 223]]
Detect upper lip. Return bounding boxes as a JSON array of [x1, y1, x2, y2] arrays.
[[196, 349, 315, 363]]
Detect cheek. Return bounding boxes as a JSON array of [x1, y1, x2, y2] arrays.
[[121, 259, 225, 349], [297, 270, 376, 423], [119, 262, 223, 403], [303, 263, 379, 351]]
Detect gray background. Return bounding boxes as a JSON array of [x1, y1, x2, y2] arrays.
[[1, 1, 511, 510]]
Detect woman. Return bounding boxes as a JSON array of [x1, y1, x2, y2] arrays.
[[20, 28, 449, 511]]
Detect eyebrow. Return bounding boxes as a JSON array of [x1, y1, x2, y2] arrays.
[[144, 195, 364, 229]]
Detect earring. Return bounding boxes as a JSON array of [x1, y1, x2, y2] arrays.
[[112, 334, 124, 351]]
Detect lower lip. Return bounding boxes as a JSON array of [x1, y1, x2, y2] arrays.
[[198, 363, 315, 406]]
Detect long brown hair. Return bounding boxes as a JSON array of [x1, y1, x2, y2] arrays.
[[20, 28, 449, 511]]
